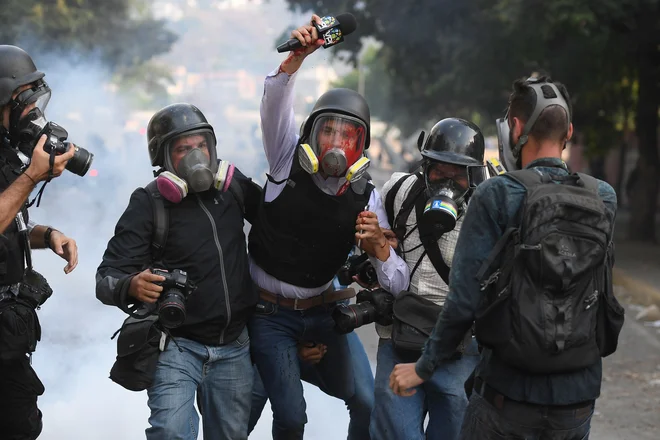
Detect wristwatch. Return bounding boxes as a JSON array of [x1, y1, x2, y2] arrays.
[[44, 227, 54, 249]]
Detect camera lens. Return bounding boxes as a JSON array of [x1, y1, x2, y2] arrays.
[[332, 302, 377, 334], [64, 143, 94, 176], [158, 289, 187, 328]]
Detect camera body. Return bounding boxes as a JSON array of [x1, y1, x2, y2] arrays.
[[336, 253, 378, 287], [151, 268, 195, 329], [332, 287, 395, 334], [16, 110, 94, 176]]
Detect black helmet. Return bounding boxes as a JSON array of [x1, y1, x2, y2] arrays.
[[0, 45, 45, 107], [147, 103, 216, 167], [419, 118, 485, 166], [300, 88, 371, 149]]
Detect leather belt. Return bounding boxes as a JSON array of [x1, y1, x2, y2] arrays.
[[259, 287, 356, 311], [473, 376, 594, 412]]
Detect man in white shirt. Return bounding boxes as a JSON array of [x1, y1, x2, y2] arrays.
[[246, 14, 409, 440]]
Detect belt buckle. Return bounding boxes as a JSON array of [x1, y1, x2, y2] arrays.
[[293, 298, 305, 311]]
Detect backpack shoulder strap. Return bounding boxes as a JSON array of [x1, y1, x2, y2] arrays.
[[504, 168, 547, 189], [145, 180, 169, 263], [575, 172, 599, 193], [385, 174, 414, 227], [386, 173, 425, 242], [227, 177, 245, 215]]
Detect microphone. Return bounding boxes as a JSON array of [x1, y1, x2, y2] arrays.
[[277, 13, 358, 53]]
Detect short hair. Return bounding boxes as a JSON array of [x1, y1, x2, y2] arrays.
[[507, 75, 572, 143]]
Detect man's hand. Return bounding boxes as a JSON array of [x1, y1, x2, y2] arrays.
[[390, 363, 425, 397], [356, 211, 389, 261], [279, 14, 325, 75], [24, 135, 75, 183], [48, 230, 78, 274], [128, 269, 166, 304], [297, 341, 327, 364]]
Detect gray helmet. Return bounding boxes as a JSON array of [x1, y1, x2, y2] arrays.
[[0, 45, 45, 107], [300, 88, 371, 149]]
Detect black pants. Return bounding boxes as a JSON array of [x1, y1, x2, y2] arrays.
[[0, 357, 44, 440], [460, 379, 594, 440]]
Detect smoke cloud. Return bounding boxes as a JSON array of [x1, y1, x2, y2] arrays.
[[17, 1, 368, 438]]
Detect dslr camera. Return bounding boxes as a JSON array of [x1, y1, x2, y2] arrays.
[[336, 253, 378, 287], [150, 268, 196, 329], [17, 109, 94, 176], [332, 288, 395, 334]]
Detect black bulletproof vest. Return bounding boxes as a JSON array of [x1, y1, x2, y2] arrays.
[[248, 155, 372, 288]]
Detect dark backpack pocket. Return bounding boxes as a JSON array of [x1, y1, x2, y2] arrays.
[[109, 316, 167, 392], [595, 264, 624, 357], [0, 299, 40, 362]]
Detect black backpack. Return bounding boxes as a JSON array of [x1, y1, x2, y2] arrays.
[[474, 169, 624, 374]]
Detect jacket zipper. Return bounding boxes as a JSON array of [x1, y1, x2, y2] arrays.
[[196, 194, 231, 345]]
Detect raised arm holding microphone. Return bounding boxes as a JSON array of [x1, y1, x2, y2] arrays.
[[246, 13, 409, 440]]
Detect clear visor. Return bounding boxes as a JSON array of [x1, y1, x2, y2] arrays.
[[309, 114, 367, 158], [164, 130, 217, 173], [425, 162, 470, 190], [14, 82, 51, 114]]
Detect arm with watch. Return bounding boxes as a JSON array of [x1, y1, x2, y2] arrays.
[[29, 224, 78, 274]]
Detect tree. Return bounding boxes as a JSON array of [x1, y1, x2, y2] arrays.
[[0, 0, 177, 107], [282, 0, 660, 241]]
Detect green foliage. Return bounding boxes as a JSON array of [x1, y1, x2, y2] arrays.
[[0, 0, 177, 71]]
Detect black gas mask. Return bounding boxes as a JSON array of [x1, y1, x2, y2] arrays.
[[419, 161, 470, 236]]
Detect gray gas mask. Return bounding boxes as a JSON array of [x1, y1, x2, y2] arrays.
[[163, 130, 218, 194], [496, 79, 571, 171]]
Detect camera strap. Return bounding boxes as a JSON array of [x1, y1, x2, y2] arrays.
[[26, 149, 56, 209]]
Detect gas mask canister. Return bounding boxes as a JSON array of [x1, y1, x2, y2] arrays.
[[297, 113, 370, 195], [157, 130, 234, 203], [420, 162, 470, 236], [496, 78, 571, 171]]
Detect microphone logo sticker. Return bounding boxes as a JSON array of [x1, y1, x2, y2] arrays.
[[323, 28, 343, 47]]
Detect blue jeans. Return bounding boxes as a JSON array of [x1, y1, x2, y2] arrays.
[[248, 330, 374, 439], [145, 327, 253, 440], [459, 392, 594, 440], [370, 337, 480, 440], [248, 298, 374, 440]]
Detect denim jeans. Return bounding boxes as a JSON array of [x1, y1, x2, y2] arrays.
[[145, 327, 253, 440], [370, 337, 480, 440], [459, 392, 594, 440], [248, 329, 374, 439], [248, 298, 373, 440]]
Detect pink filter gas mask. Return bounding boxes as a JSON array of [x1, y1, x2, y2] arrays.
[[156, 160, 236, 203]]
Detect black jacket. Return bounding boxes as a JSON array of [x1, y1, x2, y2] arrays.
[[96, 168, 261, 346]]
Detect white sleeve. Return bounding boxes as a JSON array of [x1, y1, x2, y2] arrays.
[[260, 68, 300, 181]]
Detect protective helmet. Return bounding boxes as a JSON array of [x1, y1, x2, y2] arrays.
[[0, 45, 51, 133], [297, 88, 371, 179], [147, 103, 217, 169], [300, 88, 370, 149], [418, 117, 487, 193], [0, 45, 45, 107], [419, 118, 485, 166]]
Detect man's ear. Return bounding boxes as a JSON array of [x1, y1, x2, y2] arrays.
[[510, 116, 524, 145], [566, 122, 574, 142]]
